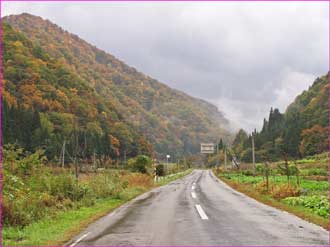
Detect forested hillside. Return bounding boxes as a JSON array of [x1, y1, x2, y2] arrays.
[[3, 13, 231, 160], [231, 74, 329, 162], [2, 22, 154, 164]]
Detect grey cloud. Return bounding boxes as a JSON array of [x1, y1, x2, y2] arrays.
[[2, 2, 328, 132]]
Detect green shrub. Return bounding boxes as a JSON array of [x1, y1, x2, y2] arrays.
[[3, 197, 29, 226], [87, 171, 132, 199], [155, 164, 165, 176], [128, 155, 152, 174], [242, 170, 254, 176], [255, 164, 264, 175], [283, 196, 330, 218]]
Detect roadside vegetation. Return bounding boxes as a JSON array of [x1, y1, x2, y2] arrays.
[[3, 144, 192, 246], [213, 152, 329, 229]]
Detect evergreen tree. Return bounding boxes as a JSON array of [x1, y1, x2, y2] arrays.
[[218, 138, 224, 150]]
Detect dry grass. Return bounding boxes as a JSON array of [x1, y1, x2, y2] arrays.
[[255, 181, 301, 199], [299, 162, 327, 169], [121, 173, 154, 189], [304, 175, 328, 181], [270, 183, 300, 199]]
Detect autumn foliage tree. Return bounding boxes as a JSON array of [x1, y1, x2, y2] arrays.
[[3, 13, 231, 160], [2, 22, 154, 164], [231, 72, 329, 162], [299, 125, 328, 157]]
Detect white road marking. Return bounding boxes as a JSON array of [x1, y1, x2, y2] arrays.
[[195, 204, 209, 220], [192, 185, 195, 190], [191, 192, 197, 199], [70, 232, 90, 247]]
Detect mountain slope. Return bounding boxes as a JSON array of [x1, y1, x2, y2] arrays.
[[285, 74, 328, 128], [3, 13, 231, 159], [231, 73, 329, 162], [281, 74, 328, 157], [2, 22, 154, 161]]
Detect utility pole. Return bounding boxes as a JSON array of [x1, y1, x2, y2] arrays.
[[93, 151, 96, 172], [73, 119, 79, 181], [216, 143, 219, 167], [166, 154, 170, 174], [61, 140, 66, 168], [224, 146, 227, 170], [166, 154, 170, 165], [123, 139, 127, 169], [252, 134, 256, 176]]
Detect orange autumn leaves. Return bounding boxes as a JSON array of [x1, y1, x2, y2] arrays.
[[299, 125, 328, 157]]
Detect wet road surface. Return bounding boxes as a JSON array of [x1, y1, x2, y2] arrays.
[[67, 170, 329, 246]]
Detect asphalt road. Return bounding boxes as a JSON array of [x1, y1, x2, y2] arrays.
[[67, 170, 329, 246]]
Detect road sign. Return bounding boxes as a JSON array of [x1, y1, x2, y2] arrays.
[[200, 143, 215, 154]]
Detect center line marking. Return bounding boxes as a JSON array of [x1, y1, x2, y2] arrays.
[[192, 185, 195, 190], [70, 232, 90, 247], [195, 204, 209, 220], [191, 192, 197, 199]]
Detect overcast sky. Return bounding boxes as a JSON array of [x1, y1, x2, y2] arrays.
[[2, 2, 329, 132]]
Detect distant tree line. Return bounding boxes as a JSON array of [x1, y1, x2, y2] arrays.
[[232, 108, 328, 163], [3, 99, 153, 165], [231, 74, 329, 162]]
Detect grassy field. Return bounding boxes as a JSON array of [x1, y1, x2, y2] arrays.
[[214, 153, 329, 229]]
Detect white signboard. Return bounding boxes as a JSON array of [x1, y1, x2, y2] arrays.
[[201, 143, 215, 154]]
